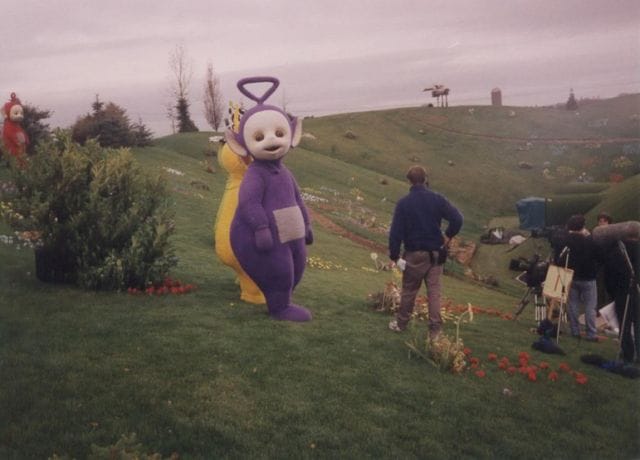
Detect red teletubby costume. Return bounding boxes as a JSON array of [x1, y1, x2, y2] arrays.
[[2, 92, 29, 164]]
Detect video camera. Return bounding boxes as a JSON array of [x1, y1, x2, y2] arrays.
[[509, 254, 549, 288]]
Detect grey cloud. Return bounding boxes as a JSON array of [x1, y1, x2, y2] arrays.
[[2, 0, 637, 136]]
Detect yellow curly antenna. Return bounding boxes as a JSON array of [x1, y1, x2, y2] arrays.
[[228, 101, 243, 133]]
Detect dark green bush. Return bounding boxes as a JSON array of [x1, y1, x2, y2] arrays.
[[6, 130, 176, 290], [71, 98, 153, 148], [22, 103, 52, 155]]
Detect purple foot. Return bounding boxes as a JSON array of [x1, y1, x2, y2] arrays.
[[270, 304, 312, 322]]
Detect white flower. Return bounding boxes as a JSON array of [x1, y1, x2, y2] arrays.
[[162, 167, 185, 176]]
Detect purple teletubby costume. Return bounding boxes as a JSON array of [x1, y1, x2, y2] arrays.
[[225, 77, 313, 322]]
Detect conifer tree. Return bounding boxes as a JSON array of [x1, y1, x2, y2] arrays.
[[203, 62, 224, 131], [22, 104, 52, 155], [168, 45, 198, 133], [176, 97, 198, 132], [71, 97, 153, 147]]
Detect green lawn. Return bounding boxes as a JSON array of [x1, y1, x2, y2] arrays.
[[1, 133, 639, 458]]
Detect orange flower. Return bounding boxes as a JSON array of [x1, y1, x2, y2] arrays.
[[463, 347, 472, 356], [507, 366, 517, 375], [470, 357, 480, 368], [527, 371, 537, 382], [574, 372, 588, 385], [518, 351, 530, 360], [548, 371, 559, 382], [559, 362, 571, 372], [498, 361, 509, 370], [487, 353, 498, 361], [538, 362, 550, 370], [475, 370, 486, 378]]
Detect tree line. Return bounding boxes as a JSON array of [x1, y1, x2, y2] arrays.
[[11, 44, 224, 152]]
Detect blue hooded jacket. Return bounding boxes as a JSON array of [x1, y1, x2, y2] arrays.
[[388, 184, 463, 260]]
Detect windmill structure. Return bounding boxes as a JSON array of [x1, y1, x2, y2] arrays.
[[423, 84, 450, 108]]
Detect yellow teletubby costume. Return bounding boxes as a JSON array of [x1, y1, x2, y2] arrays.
[[213, 103, 266, 304]]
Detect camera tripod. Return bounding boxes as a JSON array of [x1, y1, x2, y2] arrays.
[[514, 284, 548, 321], [616, 240, 640, 362]]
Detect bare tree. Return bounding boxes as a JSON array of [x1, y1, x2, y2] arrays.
[[167, 44, 198, 132], [203, 62, 224, 131], [169, 44, 192, 101]]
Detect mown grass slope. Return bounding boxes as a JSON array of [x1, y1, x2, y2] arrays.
[[1, 95, 639, 459]]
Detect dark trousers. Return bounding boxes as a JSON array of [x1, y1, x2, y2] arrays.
[[396, 250, 443, 333]]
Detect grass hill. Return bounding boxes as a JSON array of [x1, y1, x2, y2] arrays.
[[299, 94, 639, 223], [1, 95, 639, 458]]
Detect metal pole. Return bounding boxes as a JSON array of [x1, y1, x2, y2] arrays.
[[556, 247, 570, 343], [616, 240, 639, 361]]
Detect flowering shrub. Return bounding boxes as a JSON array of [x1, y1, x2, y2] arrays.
[[612, 155, 633, 169], [406, 305, 473, 374], [366, 281, 401, 313], [461, 350, 590, 385], [609, 173, 625, 183], [556, 165, 576, 178], [128, 277, 196, 296], [407, 332, 468, 374], [0, 231, 41, 250], [3, 130, 176, 290], [307, 255, 347, 271]]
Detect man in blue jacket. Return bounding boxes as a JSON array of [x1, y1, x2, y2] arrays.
[[388, 165, 463, 337]]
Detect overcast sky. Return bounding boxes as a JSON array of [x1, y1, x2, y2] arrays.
[[2, 0, 639, 136]]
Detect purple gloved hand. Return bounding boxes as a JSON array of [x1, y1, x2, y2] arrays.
[[254, 227, 274, 251], [305, 226, 314, 245]]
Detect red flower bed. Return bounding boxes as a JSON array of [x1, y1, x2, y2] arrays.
[[127, 277, 197, 296], [462, 348, 589, 386]]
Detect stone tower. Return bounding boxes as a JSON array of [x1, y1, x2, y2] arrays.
[[491, 88, 502, 106]]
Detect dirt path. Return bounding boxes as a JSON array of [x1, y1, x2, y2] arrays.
[[308, 208, 387, 253], [308, 207, 476, 265]]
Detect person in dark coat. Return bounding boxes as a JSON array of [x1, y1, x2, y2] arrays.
[[387, 165, 463, 337], [601, 238, 639, 363], [554, 215, 601, 341]]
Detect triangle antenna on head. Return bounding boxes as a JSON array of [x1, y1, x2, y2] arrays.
[[237, 76, 280, 105]]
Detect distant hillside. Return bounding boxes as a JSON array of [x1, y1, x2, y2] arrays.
[[299, 94, 639, 228], [154, 94, 639, 246]]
